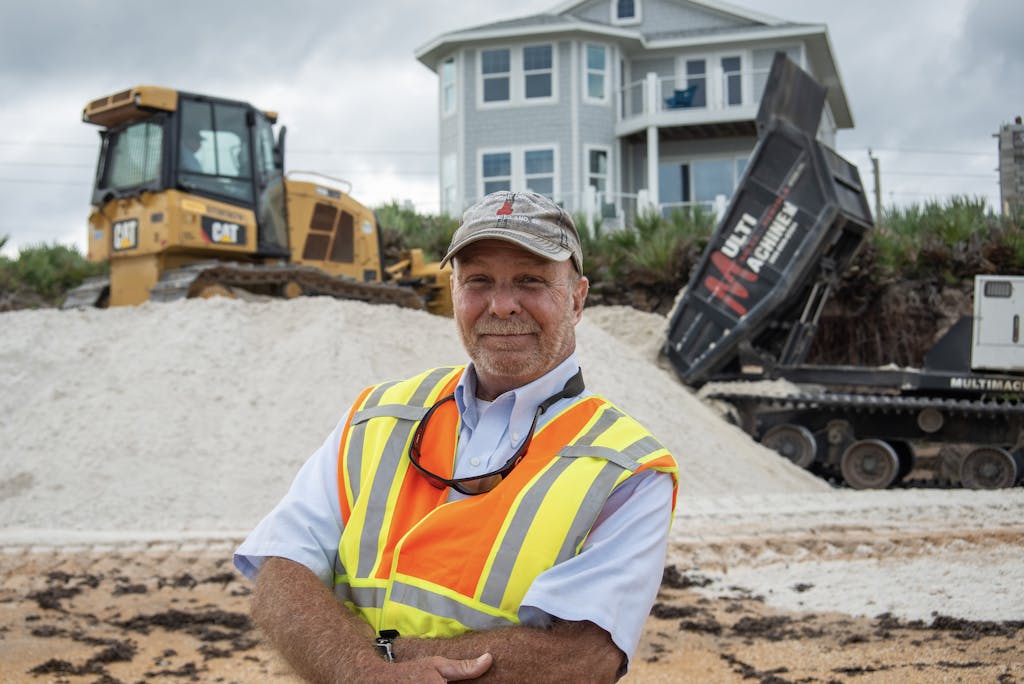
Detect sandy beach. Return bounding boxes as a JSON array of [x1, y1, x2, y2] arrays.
[[1, 297, 1021, 682]]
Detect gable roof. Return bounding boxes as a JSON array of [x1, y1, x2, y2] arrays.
[[549, 0, 788, 26], [414, 0, 852, 128]]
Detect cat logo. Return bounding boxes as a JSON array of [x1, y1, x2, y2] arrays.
[[112, 219, 139, 251], [200, 216, 246, 245]]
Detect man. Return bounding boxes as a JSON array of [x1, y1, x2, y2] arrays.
[[180, 129, 204, 173], [234, 190, 678, 682]]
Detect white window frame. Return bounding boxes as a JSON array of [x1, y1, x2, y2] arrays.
[[523, 147, 556, 197], [661, 154, 748, 207], [480, 47, 512, 105], [441, 57, 457, 117], [583, 144, 612, 196], [480, 149, 513, 196], [720, 54, 744, 108], [477, 44, 558, 109], [583, 43, 609, 105], [610, 0, 642, 26], [441, 153, 458, 215], [676, 50, 759, 110], [477, 144, 559, 201]]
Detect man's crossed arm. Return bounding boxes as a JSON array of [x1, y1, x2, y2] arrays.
[[253, 557, 623, 683]]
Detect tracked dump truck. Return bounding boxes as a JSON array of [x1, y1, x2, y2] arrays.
[[64, 86, 451, 315], [663, 54, 1024, 490]]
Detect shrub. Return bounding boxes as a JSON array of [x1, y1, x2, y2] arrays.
[[0, 241, 108, 308], [374, 201, 459, 261]]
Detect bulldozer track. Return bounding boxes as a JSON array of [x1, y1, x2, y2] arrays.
[[149, 261, 426, 309], [704, 389, 1024, 417]]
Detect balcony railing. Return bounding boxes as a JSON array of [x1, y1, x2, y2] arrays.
[[618, 68, 770, 123], [574, 186, 729, 230]]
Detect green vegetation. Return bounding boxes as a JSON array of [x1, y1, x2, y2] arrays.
[[850, 195, 1024, 286], [573, 206, 716, 310], [2, 196, 1022, 314], [374, 200, 459, 262], [0, 238, 108, 310]]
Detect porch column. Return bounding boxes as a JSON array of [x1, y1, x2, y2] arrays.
[[644, 72, 660, 212], [646, 125, 659, 212]]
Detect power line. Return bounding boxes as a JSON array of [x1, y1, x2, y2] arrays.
[[0, 161, 93, 168], [868, 147, 994, 157], [291, 149, 437, 156], [884, 171, 995, 178], [0, 178, 91, 186], [0, 141, 95, 148]]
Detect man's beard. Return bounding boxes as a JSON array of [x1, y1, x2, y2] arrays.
[[463, 317, 572, 383]]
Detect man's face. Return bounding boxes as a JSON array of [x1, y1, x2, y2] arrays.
[[451, 239, 588, 399]]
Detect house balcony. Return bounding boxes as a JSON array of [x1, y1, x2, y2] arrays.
[[615, 69, 769, 141]]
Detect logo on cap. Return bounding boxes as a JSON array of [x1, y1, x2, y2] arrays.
[[497, 199, 514, 215]]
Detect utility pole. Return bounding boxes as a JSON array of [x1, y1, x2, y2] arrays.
[[868, 148, 882, 221]]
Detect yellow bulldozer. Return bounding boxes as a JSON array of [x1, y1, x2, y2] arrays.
[[63, 86, 452, 315]]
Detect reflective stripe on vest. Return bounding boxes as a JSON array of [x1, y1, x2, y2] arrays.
[[334, 366, 678, 637]]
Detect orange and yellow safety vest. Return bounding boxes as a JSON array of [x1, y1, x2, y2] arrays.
[[334, 366, 678, 637]]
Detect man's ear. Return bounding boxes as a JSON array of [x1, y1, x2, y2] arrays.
[[572, 275, 589, 323]]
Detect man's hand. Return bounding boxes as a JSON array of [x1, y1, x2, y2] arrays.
[[397, 620, 623, 683], [385, 654, 494, 682], [252, 557, 493, 683]]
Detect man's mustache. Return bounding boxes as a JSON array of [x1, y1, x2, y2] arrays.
[[474, 321, 540, 336]]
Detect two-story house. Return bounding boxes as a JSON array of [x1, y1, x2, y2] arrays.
[[415, 0, 852, 224]]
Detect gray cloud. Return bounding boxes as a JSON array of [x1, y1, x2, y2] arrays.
[[0, 0, 1013, 255]]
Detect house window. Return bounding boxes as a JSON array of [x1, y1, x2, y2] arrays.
[[587, 148, 609, 193], [523, 45, 552, 99], [585, 44, 607, 101], [481, 49, 511, 103], [613, 0, 641, 23], [659, 157, 748, 209], [479, 146, 557, 200], [686, 59, 707, 107], [441, 58, 457, 116], [722, 56, 742, 106], [524, 148, 554, 196], [478, 45, 556, 107], [482, 152, 512, 195]]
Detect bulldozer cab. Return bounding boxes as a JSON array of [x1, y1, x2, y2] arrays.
[[88, 87, 288, 257]]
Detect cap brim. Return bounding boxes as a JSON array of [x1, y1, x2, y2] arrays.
[[440, 230, 573, 267]]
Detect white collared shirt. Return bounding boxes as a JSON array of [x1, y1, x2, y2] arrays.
[[234, 353, 675, 666]]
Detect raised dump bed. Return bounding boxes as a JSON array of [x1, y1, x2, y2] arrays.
[[663, 54, 874, 385]]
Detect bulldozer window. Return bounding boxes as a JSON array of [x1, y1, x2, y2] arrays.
[[178, 99, 254, 204], [102, 122, 163, 190]]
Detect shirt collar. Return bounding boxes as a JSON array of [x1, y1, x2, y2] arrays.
[[454, 352, 582, 429]]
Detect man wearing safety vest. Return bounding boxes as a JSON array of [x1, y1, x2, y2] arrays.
[[235, 190, 679, 682]]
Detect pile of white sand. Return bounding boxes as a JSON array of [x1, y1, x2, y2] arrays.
[[2, 297, 1022, 624], [0, 297, 824, 538]]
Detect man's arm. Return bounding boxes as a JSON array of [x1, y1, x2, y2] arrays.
[[396, 621, 623, 684], [252, 557, 493, 683]]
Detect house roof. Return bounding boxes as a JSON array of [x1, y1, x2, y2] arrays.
[[414, 0, 853, 128]]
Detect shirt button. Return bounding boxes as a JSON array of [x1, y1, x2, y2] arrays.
[[511, 432, 520, 442], [470, 457, 480, 467]]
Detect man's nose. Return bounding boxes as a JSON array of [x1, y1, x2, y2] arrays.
[[488, 283, 521, 317]]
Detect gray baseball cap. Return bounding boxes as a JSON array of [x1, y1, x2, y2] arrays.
[[441, 191, 583, 273]]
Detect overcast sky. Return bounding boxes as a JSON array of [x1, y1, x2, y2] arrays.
[[1, 0, 1021, 257]]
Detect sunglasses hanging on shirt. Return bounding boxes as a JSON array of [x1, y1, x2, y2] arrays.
[[408, 369, 585, 495]]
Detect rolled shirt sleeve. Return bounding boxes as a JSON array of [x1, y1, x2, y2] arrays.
[[518, 469, 675, 666]]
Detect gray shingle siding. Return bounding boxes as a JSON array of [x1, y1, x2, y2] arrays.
[[419, 0, 851, 218], [566, 0, 756, 33]]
